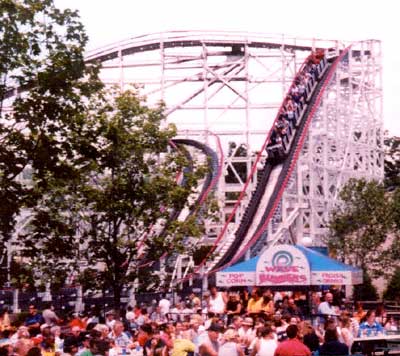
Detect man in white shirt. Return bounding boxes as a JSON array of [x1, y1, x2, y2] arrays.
[[158, 294, 171, 317], [317, 292, 338, 325]]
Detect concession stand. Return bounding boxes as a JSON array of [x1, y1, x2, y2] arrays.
[[216, 244, 363, 288]]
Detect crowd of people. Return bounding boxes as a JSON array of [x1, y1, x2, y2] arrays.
[[0, 287, 398, 356]]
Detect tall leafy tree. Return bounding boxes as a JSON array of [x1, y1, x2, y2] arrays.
[[19, 89, 213, 308], [327, 178, 394, 278], [0, 0, 101, 283], [383, 267, 400, 301], [384, 135, 400, 191]]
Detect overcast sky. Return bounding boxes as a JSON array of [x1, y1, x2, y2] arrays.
[[55, 0, 400, 136]]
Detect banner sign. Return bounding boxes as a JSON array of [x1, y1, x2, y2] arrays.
[[256, 245, 311, 285], [216, 272, 255, 287]]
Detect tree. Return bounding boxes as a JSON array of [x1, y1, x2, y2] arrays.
[[0, 0, 101, 284], [353, 270, 378, 301], [19, 89, 213, 308], [384, 135, 400, 191], [326, 178, 394, 278], [383, 267, 400, 302]]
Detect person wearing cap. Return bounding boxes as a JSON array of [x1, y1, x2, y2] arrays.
[[238, 317, 255, 349], [198, 323, 221, 356], [218, 329, 244, 356], [274, 324, 311, 356], [105, 311, 116, 330]]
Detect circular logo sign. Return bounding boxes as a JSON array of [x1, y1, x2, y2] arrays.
[[272, 251, 293, 267]]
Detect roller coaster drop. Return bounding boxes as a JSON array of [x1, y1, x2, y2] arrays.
[[74, 32, 386, 287], [11, 31, 385, 289]]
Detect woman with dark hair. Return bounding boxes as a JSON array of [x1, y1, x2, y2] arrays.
[[260, 291, 274, 319], [319, 328, 348, 356], [250, 325, 278, 356], [301, 322, 320, 353]]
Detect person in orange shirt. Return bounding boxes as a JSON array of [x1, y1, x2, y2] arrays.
[[69, 312, 87, 330]]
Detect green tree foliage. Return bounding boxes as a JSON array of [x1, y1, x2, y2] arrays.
[[384, 135, 400, 191], [0, 1, 216, 307], [19, 90, 213, 307], [327, 178, 394, 278], [0, 0, 101, 258], [383, 267, 400, 301], [353, 269, 378, 301]]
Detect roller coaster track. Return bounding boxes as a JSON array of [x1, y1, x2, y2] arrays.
[[172, 138, 221, 211], [136, 137, 222, 268], [210, 47, 351, 273]]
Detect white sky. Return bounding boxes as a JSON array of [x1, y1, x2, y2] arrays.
[[55, 0, 400, 136]]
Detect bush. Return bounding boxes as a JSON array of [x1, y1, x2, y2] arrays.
[[353, 269, 378, 301], [383, 267, 400, 302]]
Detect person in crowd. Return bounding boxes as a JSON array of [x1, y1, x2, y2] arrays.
[[125, 306, 136, 330], [144, 327, 168, 356], [274, 324, 311, 356], [358, 310, 385, 337], [375, 303, 387, 326], [208, 286, 227, 316], [105, 311, 116, 330], [42, 303, 60, 327], [238, 317, 256, 351], [225, 292, 242, 326], [384, 316, 398, 332], [24, 305, 44, 337], [150, 306, 168, 324], [108, 321, 133, 349], [64, 326, 82, 355], [240, 289, 250, 314], [218, 328, 244, 356], [69, 312, 87, 330], [300, 321, 320, 353], [352, 301, 366, 324], [283, 299, 303, 320], [260, 291, 274, 319], [0, 308, 10, 332], [137, 324, 153, 350], [229, 316, 243, 332], [14, 338, 33, 356], [247, 288, 263, 316], [9, 326, 30, 345], [183, 315, 203, 354], [158, 294, 171, 317], [40, 332, 56, 356], [338, 314, 353, 351], [250, 325, 278, 356], [319, 328, 348, 356], [273, 312, 288, 342], [318, 293, 338, 326], [198, 322, 222, 356], [357, 310, 386, 356]]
